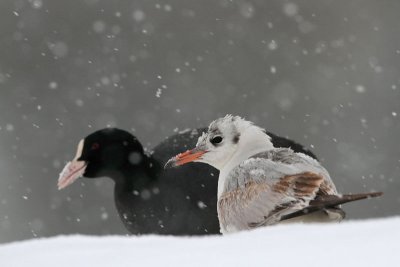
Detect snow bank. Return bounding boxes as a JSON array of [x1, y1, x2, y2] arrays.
[[1, 217, 398, 267]]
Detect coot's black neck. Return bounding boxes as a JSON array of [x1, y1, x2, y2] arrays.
[[112, 154, 161, 194]]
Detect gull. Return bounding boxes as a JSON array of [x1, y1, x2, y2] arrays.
[[165, 115, 382, 234]]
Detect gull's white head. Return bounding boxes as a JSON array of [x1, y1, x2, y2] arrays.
[[165, 115, 273, 170]]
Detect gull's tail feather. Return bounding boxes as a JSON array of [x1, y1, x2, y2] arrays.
[[280, 192, 383, 222]]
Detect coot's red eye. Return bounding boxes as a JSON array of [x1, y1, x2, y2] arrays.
[[91, 143, 100, 150]]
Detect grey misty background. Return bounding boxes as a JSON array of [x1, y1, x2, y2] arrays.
[[0, 0, 399, 244]]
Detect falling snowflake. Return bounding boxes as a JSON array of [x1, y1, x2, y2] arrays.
[[93, 20, 106, 33], [197, 201, 207, 209], [6, 124, 14, 132], [132, 10, 145, 22], [164, 5, 172, 12], [283, 3, 298, 17], [30, 0, 43, 9], [49, 81, 58, 89], [101, 212, 108, 220], [48, 42, 69, 58], [355, 85, 366, 93], [156, 88, 162, 98], [268, 40, 278, 50]]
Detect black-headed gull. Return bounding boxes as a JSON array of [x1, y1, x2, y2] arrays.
[[165, 115, 382, 234]]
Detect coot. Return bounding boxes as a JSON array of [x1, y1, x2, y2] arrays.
[[58, 127, 317, 235]]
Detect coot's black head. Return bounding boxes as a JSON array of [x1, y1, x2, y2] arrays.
[[81, 128, 145, 177], [58, 128, 145, 190]]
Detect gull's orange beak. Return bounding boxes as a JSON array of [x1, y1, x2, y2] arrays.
[[164, 149, 207, 169]]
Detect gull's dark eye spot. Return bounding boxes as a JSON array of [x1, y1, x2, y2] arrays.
[[210, 136, 223, 145], [91, 143, 100, 150]]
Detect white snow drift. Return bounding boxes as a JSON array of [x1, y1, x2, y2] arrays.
[[0, 217, 398, 267]]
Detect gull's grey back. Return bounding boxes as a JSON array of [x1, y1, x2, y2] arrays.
[[223, 148, 335, 195]]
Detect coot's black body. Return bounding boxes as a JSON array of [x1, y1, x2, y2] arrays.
[[113, 128, 220, 235], [60, 127, 317, 235]]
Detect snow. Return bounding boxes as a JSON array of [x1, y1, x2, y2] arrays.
[[283, 3, 299, 17], [0, 217, 398, 267], [268, 40, 278, 50], [48, 41, 69, 58], [355, 85, 366, 93], [132, 10, 146, 22], [93, 20, 106, 33]]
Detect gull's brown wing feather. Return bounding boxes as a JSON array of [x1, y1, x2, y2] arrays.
[[218, 172, 325, 233], [273, 172, 324, 197]]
